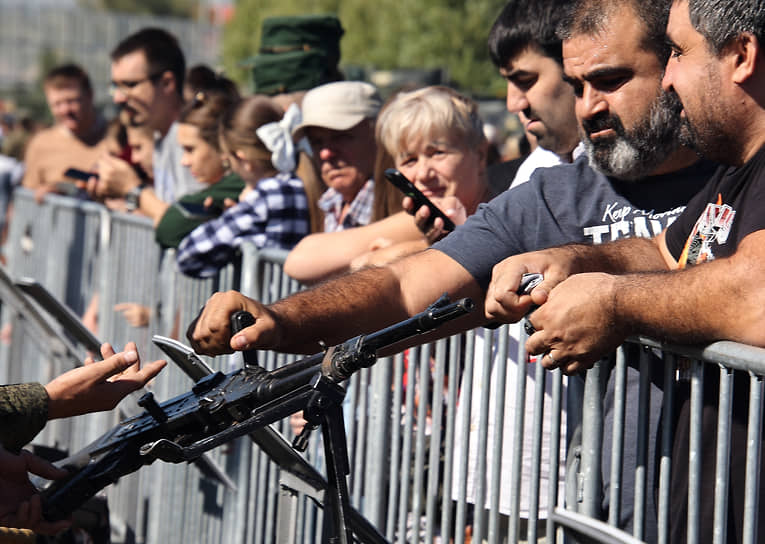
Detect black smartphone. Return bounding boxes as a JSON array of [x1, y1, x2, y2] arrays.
[[64, 168, 98, 182], [175, 201, 223, 220], [384, 168, 456, 232]]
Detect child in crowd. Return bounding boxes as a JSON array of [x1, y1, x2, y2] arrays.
[[154, 88, 243, 247], [175, 97, 310, 278]]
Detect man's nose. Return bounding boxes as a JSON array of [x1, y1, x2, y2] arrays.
[[578, 85, 608, 121], [112, 88, 128, 104], [506, 83, 529, 114], [318, 146, 335, 161]]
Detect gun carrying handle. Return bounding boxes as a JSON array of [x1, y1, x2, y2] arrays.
[[230, 311, 262, 372]]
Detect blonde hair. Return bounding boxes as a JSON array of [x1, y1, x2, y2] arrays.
[[377, 86, 486, 161]]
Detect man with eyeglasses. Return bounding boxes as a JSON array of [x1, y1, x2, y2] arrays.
[[21, 64, 107, 198], [90, 27, 203, 215]]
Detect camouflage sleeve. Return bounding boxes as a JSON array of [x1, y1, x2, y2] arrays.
[[0, 383, 49, 453]]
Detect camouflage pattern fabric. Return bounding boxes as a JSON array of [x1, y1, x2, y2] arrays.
[[0, 383, 48, 453]]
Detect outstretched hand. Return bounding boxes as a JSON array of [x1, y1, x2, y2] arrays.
[[0, 447, 72, 535], [187, 290, 280, 356], [44, 342, 166, 419]]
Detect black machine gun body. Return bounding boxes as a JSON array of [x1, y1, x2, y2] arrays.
[[41, 295, 474, 522]]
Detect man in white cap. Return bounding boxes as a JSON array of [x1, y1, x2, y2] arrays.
[[292, 81, 381, 232]]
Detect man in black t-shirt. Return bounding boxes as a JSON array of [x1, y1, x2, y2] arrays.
[[483, 0, 765, 541]]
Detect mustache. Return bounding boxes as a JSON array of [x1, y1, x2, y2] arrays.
[[581, 112, 626, 139]]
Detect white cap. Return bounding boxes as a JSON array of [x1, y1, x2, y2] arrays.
[[292, 81, 382, 139]]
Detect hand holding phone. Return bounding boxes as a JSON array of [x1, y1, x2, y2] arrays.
[[63, 168, 98, 182], [175, 201, 223, 220], [384, 168, 456, 232]]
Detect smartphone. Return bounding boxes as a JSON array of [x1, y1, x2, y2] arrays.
[[64, 168, 98, 182], [175, 201, 223, 220], [384, 168, 456, 232]]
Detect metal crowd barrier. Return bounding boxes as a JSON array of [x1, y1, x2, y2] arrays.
[[1, 188, 764, 543]]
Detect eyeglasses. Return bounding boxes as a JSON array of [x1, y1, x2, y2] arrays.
[[109, 71, 164, 96]]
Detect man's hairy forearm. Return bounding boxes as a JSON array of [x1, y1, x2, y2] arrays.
[[614, 242, 765, 346], [568, 237, 669, 275], [269, 266, 409, 353]]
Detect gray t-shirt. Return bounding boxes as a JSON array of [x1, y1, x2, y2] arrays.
[[434, 154, 717, 288], [153, 121, 205, 203]]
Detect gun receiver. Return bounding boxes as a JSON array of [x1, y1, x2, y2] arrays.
[[40, 295, 474, 521]]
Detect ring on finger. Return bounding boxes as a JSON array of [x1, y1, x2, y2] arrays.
[[524, 319, 536, 336]]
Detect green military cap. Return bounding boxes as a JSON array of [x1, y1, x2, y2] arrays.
[[252, 49, 342, 95], [250, 14, 345, 95], [260, 14, 344, 66]]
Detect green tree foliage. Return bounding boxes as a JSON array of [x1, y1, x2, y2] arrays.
[[77, 0, 196, 17], [223, 0, 508, 97]]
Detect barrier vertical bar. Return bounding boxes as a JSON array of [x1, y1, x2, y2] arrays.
[[656, 352, 676, 544], [688, 360, 704, 544], [453, 331, 476, 544], [581, 360, 604, 519], [633, 348, 650, 539], [527, 353, 547, 543], [743, 374, 763, 544], [713, 365, 733, 544], [507, 328, 529, 543], [425, 338, 448, 542], [487, 326, 509, 544], [547, 369, 563, 543], [441, 334, 463, 542], [608, 349, 627, 528]]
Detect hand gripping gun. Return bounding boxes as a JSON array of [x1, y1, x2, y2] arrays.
[[40, 295, 474, 542]]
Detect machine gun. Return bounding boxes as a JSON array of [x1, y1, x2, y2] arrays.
[[40, 295, 474, 541]]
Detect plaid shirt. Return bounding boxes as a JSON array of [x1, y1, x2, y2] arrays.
[[318, 179, 374, 232], [176, 172, 310, 278]]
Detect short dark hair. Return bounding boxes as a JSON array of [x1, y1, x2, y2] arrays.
[[488, 0, 575, 67], [556, 0, 672, 63], [687, 0, 765, 54], [111, 27, 186, 96], [44, 63, 93, 96]]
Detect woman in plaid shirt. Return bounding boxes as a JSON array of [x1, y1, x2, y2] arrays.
[[176, 97, 310, 278]]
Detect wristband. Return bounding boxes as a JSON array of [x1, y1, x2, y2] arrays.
[[125, 184, 147, 212]]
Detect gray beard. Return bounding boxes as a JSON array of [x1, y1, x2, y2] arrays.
[[583, 91, 683, 181]]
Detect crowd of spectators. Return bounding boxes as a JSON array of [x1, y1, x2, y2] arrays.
[[4, 0, 765, 542]]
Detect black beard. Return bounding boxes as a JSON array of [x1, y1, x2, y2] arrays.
[[678, 111, 742, 165], [581, 90, 684, 180]]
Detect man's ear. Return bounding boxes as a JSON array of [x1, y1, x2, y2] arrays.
[[730, 32, 760, 84], [158, 71, 177, 96]]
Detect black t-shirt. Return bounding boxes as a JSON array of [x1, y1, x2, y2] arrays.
[[666, 144, 765, 263], [663, 144, 765, 543]]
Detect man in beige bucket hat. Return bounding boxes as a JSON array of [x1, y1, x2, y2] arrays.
[[293, 81, 381, 231]]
